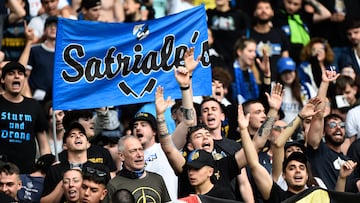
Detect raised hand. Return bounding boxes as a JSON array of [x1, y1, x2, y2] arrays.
[[155, 86, 172, 116], [174, 65, 190, 87], [339, 160, 357, 179], [266, 83, 283, 111], [299, 97, 322, 119], [184, 47, 200, 74], [237, 104, 250, 130], [24, 21, 35, 43], [256, 49, 271, 77], [322, 69, 340, 83]]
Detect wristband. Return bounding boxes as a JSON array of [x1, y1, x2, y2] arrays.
[[180, 86, 190, 91]]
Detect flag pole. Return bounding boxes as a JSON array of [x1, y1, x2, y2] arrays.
[[52, 110, 59, 161]]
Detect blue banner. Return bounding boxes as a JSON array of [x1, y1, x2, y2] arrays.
[[53, 6, 211, 110]]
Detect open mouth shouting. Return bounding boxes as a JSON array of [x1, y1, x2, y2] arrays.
[[206, 116, 216, 127], [67, 188, 79, 200], [201, 142, 211, 151]]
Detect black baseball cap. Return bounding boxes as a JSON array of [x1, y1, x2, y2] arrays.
[[284, 140, 306, 153], [63, 122, 86, 143], [130, 112, 157, 131], [282, 151, 307, 171], [187, 149, 215, 169], [1, 61, 26, 79]]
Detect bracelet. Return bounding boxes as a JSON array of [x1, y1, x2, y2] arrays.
[[180, 86, 190, 91], [297, 114, 304, 120]]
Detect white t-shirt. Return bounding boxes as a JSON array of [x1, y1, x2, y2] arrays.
[[144, 143, 178, 200], [345, 105, 360, 139], [167, 0, 194, 15], [273, 82, 316, 124]]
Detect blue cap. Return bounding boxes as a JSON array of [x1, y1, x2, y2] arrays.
[[277, 57, 296, 74]]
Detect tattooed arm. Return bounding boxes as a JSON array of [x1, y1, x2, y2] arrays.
[[155, 87, 186, 174], [252, 83, 283, 151], [171, 48, 198, 149]]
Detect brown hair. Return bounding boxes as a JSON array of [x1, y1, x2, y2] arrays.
[[212, 67, 233, 89], [300, 37, 334, 65]]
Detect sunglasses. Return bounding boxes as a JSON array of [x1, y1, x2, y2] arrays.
[[85, 167, 107, 177], [327, 121, 345, 129]]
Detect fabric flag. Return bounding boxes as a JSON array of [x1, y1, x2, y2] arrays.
[[53, 6, 211, 110], [178, 195, 243, 203], [281, 187, 360, 203]]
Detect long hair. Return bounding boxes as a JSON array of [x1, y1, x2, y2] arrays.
[[306, 161, 320, 187], [276, 71, 303, 106], [300, 37, 334, 65]]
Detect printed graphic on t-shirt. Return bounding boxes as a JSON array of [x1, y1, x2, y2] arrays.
[[210, 16, 236, 31], [133, 186, 162, 202], [1, 112, 32, 143], [145, 153, 158, 166], [333, 157, 346, 170]]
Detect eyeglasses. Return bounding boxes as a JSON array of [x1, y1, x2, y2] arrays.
[[272, 125, 287, 132], [327, 121, 345, 129], [85, 167, 107, 177]]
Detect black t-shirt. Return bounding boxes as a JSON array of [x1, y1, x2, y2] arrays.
[[347, 139, 360, 189], [178, 154, 239, 199], [59, 144, 117, 172], [206, 8, 250, 68], [307, 142, 350, 190], [0, 95, 48, 174], [265, 182, 295, 203], [205, 184, 235, 200], [213, 137, 242, 200], [249, 27, 291, 80], [213, 138, 241, 157]]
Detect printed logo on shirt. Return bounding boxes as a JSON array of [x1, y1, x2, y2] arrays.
[[89, 157, 104, 164], [1, 112, 32, 142], [23, 181, 38, 201], [210, 16, 236, 31], [333, 157, 346, 170], [133, 186, 161, 202], [145, 153, 157, 165], [256, 41, 282, 57]]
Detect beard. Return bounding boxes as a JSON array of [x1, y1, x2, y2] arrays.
[[325, 134, 344, 147], [255, 16, 272, 25]]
